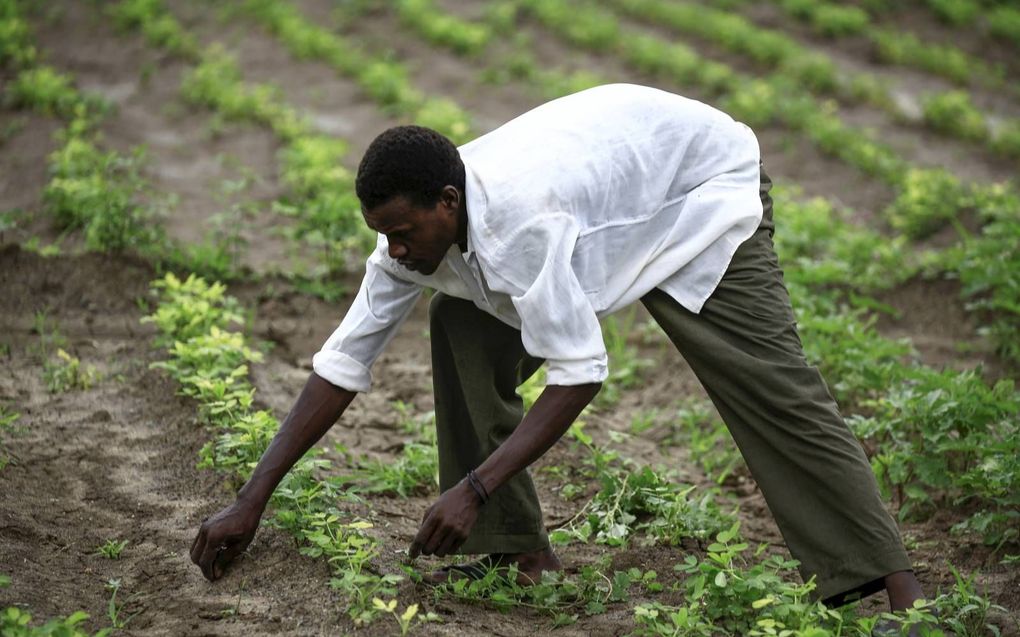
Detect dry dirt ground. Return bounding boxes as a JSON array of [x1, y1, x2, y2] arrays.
[[1, 0, 1018, 635]]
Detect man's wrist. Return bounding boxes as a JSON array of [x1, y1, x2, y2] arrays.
[[459, 474, 486, 507], [236, 479, 272, 512]]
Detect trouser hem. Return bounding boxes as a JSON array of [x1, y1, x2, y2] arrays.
[[814, 543, 913, 604], [456, 531, 550, 556]]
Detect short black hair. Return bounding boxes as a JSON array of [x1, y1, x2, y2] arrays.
[[355, 125, 465, 210]]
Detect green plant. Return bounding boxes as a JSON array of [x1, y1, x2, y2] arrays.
[[922, 91, 988, 143], [595, 309, 652, 408], [884, 168, 969, 238], [6, 66, 84, 117], [395, 0, 491, 56], [370, 598, 437, 636], [430, 557, 634, 624], [926, 0, 978, 24], [550, 433, 729, 547], [1, 575, 111, 636], [95, 539, 129, 559], [43, 349, 100, 392], [0, 404, 20, 470], [141, 272, 244, 346], [659, 400, 744, 485], [145, 272, 398, 625], [103, 579, 139, 631], [850, 368, 1019, 542], [108, 0, 199, 58], [946, 192, 1020, 362], [0, 607, 103, 637], [988, 5, 1020, 45], [45, 111, 162, 253], [0, 0, 36, 68]]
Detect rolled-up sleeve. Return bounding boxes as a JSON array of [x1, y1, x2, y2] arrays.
[[491, 214, 608, 386], [312, 246, 422, 392]]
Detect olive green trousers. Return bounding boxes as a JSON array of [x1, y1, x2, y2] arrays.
[[428, 167, 912, 603]]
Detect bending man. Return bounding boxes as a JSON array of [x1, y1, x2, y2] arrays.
[[190, 83, 923, 611]]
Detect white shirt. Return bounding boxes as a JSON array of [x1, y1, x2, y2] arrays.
[[313, 84, 763, 392]]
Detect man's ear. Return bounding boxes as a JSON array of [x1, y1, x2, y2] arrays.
[[439, 185, 460, 211]]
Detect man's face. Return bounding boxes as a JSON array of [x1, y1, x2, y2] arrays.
[[362, 187, 461, 276]]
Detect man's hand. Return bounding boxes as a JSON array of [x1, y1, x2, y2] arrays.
[[187, 373, 355, 582], [409, 480, 482, 559], [190, 500, 261, 581]]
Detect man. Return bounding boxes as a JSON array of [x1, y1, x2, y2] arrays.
[[190, 83, 924, 611]]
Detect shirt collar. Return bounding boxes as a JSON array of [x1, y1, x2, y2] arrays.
[[461, 158, 485, 261]]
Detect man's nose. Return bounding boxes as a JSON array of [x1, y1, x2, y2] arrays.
[[388, 242, 408, 259]]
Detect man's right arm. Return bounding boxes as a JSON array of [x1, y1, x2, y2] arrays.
[[190, 239, 423, 581], [190, 372, 355, 581]]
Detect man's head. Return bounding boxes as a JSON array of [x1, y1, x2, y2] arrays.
[[356, 125, 466, 275]]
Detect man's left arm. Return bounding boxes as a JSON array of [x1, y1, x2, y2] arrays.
[[409, 382, 599, 558]]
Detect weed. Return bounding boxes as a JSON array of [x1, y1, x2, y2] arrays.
[[595, 309, 652, 409], [30, 310, 67, 355], [146, 273, 397, 624], [430, 557, 628, 623], [395, 0, 491, 56], [108, 0, 199, 59], [922, 91, 988, 143], [371, 598, 437, 636], [95, 539, 129, 559], [0, 0, 37, 68], [104, 579, 139, 630], [850, 368, 1019, 544], [6, 66, 87, 118], [659, 400, 744, 485], [550, 433, 729, 547], [0, 404, 20, 470], [44, 349, 100, 392], [45, 111, 163, 253]]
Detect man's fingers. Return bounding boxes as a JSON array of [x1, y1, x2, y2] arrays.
[[434, 533, 460, 558], [422, 521, 448, 557], [212, 540, 247, 580], [198, 541, 221, 581], [410, 508, 440, 558], [190, 526, 207, 566]]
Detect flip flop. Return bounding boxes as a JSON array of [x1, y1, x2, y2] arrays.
[[425, 561, 490, 584]]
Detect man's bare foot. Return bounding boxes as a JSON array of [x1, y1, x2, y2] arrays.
[[424, 546, 562, 586], [885, 570, 924, 611]]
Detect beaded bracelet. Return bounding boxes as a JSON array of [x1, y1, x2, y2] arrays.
[[466, 469, 490, 505]]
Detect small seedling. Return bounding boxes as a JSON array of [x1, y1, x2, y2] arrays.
[[43, 349, 100, 392], [95, 539, 128, 559]]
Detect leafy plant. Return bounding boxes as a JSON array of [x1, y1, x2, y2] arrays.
[[395, 0, 491, 56], [657, 399, 744, 485], [884, 168, 969, 238], [95, 539, 129, 559], [430, 557, 637, 624], [43, 349, 100, 392], [370, 598, 437, 636], [108, 0, 199, 58], [45, 111, 162, 253], [550, 433, 729, 547], [0, 0, 36, 68], [145, 272, 396, 625], [850, 368, 1018, 543], [6, 66, 86, 117], [922, 91, 988, 143], [0, 404, 20, 470]]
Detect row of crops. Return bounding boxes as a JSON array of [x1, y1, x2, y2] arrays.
[[1, 0, 1017, 634]]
